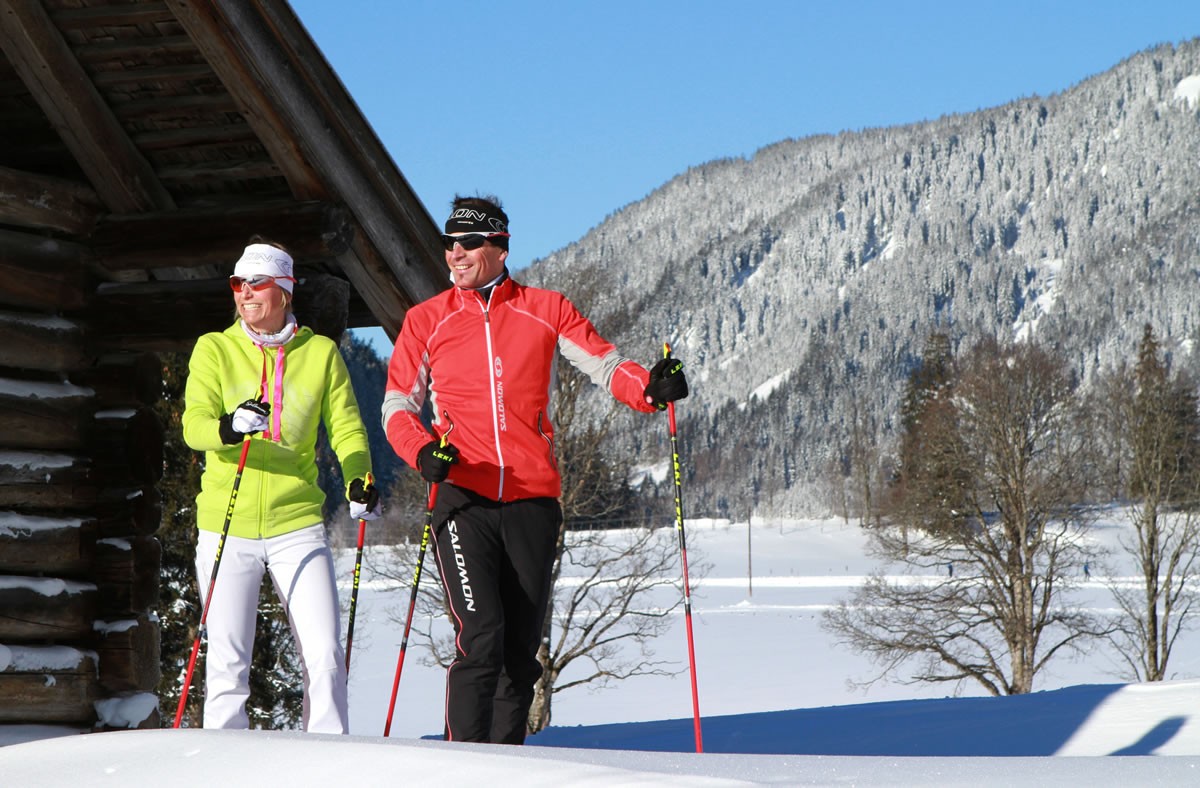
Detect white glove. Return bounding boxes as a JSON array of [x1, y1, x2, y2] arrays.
[[348, 478, 381, 521], [350, 499, 381, 521], [231, 399, 270, 434]]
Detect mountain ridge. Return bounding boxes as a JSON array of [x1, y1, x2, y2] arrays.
[[522, 38, 1200, 517]]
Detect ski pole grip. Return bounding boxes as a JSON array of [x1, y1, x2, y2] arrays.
[[661, 341, 678, 428]]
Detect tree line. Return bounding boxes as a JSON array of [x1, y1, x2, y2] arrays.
[[823, 324, 1200, 695]]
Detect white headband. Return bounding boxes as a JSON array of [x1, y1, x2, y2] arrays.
[[233, 243, 296, 293]]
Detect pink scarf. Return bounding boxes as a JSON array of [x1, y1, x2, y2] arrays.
[[240, 315, 298, 442]]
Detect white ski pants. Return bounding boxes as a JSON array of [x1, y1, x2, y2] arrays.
[[195, 523, 348, 733]]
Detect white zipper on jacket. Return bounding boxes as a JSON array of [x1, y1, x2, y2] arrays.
[[482, 302, 505, 499]]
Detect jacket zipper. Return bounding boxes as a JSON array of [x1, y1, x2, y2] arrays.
[[537, 410, 555, 467], [482, 303, 505, 499]]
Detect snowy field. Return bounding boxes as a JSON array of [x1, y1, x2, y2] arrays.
[[347, 512, 1200, 739], [5, 512, 1200, 785]]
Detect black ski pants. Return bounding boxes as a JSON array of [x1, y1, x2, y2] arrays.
[[430, 483, 561, 744]]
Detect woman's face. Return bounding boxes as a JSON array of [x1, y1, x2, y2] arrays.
[[233, 277, 289, 333]]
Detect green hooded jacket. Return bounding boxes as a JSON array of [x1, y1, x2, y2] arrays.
[[182, 321, 372, 537]]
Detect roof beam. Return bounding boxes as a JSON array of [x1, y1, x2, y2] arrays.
[[168, 0, 325, 200], [0, 165, 103, 236], [172, 0, 446, 337], [50, 4, 177, 29], [88, 271, 353, 351], [90, 200, 354, 271], [0, 0, 175, 214]]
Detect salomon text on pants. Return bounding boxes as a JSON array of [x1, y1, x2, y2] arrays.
[[431, 485, 561, 744]]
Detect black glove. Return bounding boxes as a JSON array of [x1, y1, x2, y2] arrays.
[[348, 478, 381, 521], [219, 398, 271, 444], [218, 413, 242, 445], [417, 440, 459, 483], [644, 355, 689, 410]]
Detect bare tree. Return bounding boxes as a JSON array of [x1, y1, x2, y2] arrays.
[[1099, 324, 1200, 681], [527, 520, 698, 733], [824, 338, 1106, 695]]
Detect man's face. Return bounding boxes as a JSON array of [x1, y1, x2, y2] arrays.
[[445, 234, 508, 289]]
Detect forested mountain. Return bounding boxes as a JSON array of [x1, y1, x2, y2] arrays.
[[521, 39, 1200, 518]]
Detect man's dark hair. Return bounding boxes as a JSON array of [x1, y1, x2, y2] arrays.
[[450, 194, 509, 250]]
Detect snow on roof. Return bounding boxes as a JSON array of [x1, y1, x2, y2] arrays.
[[0, 644, 96, 672], [0, 451, 76, 470], [93, 619, 138, 635], [94, 693, 158, 729], [94, 409, 137, 419], [0, 576, 96, 596], [0, 512, 85, 537], [0, 377, 93, 400], [0, 312, 78, 331]]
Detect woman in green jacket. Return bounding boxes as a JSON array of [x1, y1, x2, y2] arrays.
[[182, 237, 379, 733]]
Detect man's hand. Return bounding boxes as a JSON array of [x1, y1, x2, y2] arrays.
[[418, 440, 460, 483], [644, 355, 689, 410]]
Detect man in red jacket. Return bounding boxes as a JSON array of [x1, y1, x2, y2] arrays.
[[383, 194, 688, 744]]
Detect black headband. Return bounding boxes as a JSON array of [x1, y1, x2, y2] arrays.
[[444, 206, 509, 235]]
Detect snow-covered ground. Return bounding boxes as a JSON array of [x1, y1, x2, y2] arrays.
[[5, 513, 1200, 785]]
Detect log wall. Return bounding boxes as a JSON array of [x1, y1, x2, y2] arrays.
[[0, 236, 163, 732]]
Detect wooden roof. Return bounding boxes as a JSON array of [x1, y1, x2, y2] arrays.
[[0, 0, 445, 346]]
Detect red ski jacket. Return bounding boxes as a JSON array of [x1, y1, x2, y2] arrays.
[[383, 276, 656, 502]]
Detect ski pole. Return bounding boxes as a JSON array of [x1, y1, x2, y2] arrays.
[[345, 471, 374, 673], [383, 421, 453, 736], [663, 341, 703, 753], [174, 434, 252, 728]]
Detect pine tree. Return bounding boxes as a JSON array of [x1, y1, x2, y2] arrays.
[[1109, 323, 1200, 681], [889, 332, 968, 536], [154, 351, 205, 726]]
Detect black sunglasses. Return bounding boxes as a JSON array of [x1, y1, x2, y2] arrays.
[[441, 232, 510, 251]]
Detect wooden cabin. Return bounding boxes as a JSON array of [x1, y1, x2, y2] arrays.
[[0, 0, 444, 731]]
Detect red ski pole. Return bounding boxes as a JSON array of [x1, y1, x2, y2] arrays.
[[383, 422, 453, 736], [345, 472, 374, 673], [663, 341, 703, 753], [174, 435, 252, 728], [382, 478, 438, 737]]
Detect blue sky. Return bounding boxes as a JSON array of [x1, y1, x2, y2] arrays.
[[291, 0, 1200, 276]]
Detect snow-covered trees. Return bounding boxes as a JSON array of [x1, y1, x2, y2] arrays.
[[525, 39, 1200, 519]]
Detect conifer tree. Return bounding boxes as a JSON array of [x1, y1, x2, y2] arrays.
[[154, 351, 204, 726], [1106, 324, 1200, 681], [890, 332, 968, 536]]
